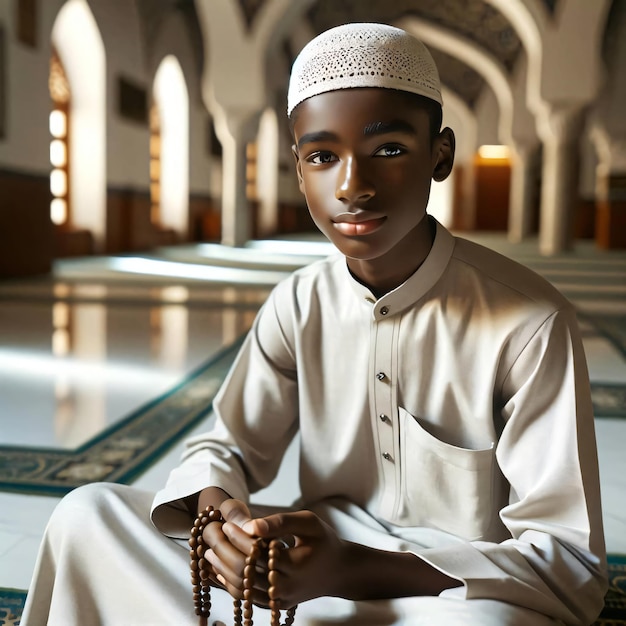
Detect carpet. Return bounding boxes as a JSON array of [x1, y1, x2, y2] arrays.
[[0, 336, 244, 496], [1, 554, 625, 625]]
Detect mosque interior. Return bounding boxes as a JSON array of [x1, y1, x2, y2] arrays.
[[0, 0, 625, 618]]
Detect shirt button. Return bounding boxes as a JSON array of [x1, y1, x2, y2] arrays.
[[382, 452, 393, 461], [380, 306, 389, 315], [376, 372, 386, 381], [379, 414, 389, 423]]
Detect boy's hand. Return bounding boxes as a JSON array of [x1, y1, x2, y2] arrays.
[[240, 510, 349, 608], [202, 499, 270, 603]]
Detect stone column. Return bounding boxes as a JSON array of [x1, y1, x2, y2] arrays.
[[537, 105, 586, 255], [213, 109, 260, 247], [508, 142, 536, 243]]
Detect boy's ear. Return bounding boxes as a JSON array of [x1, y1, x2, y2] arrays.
[[292, 144, 306, 194], [432, 127, 455, 182]]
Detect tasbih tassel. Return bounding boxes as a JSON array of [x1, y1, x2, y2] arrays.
[[190, 506, 298, 626]]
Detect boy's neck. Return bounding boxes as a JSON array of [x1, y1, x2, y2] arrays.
[[347, 217, 436, 299]]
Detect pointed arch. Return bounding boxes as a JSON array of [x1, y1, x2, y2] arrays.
[[152, 55, 190, 237], [51, 0, 106, 249]]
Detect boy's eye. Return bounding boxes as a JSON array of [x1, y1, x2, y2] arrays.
[[308, 151, 337, 165], [373, 145, 404, 157]]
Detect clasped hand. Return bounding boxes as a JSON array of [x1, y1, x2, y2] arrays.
[[202, 499, 347, 608]]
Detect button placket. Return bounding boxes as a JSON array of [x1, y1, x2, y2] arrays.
[[372, 315, 397, 515]]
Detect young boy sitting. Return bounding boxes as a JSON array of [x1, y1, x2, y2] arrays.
[[22, 22, 606, 626]]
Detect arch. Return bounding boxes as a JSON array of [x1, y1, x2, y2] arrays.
[[397, 16, 514, 145], [484, 0, 545, 115], [152, 55, 190, 237], [255, 107, 280, 236], [51, 0, 106, 249]]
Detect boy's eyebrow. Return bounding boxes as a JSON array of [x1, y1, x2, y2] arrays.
[[363, 120, 417, 137], [297, 131, 339, 149], [296, 120, 417, 149]]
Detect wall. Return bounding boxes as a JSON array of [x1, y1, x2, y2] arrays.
[[0, 1, 53, 174]]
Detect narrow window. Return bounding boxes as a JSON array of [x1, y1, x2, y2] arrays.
[[49, 47, 71, 227]]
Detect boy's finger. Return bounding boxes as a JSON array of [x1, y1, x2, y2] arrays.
[[245, 510, 323, 540], [220, 499, 252, 528], [203, 523, 246, 584], [221, 521, 258, 555]]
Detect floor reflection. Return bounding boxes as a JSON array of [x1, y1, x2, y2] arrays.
[[0, 282, 268, 449]]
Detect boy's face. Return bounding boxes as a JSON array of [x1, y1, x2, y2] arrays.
[[291, 88, 454, 283]]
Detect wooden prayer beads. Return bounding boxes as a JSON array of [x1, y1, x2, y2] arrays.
[[189, 506, 298, 626], [189, 505, 223, 618]]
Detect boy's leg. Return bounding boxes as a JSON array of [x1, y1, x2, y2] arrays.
[[20, 485, 560, 626], [20, 482, 232, 626]]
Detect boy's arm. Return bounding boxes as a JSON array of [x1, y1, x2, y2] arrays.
[[151, 286, 299, 539]]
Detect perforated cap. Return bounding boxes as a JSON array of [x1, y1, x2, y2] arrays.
[[287, 23, 442, 116]]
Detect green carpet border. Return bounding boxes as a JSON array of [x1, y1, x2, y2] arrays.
[[591, 383, 626, 419], [0, 587, 24, 625], [2, 554, 625, 625], [0, 336, 244, 497]]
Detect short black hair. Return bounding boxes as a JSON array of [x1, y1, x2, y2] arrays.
[[289, 89, 443, 146]]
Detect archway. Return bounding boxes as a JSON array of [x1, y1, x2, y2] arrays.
[[51, 0, 106, 251], [152, 55, 190, 239]]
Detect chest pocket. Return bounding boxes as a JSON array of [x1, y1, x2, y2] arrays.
[[397, 407, 496, 540]]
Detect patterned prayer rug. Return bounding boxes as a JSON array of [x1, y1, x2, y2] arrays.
[[0, 588, 23, 626], [1, 554, 625, 625], [0, 336, 243, 496]]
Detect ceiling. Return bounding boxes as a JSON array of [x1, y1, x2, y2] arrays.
[[135, 0, 565, 109]]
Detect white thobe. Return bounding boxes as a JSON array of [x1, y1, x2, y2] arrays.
[[22, 221, 607, 626], [152, 221, 607, 624]]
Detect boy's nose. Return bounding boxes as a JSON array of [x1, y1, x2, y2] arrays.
[[335, 156, 375, 203]]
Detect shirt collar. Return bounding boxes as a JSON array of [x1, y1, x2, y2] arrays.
[[344, 218, 456, 320]]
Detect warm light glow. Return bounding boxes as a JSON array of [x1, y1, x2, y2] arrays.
[[161, 286, 189, 303], [51, 198, 68, 224], [55, 376, 71, 401], [53, 302, 70, 328], [52, 0, 107, 244], [153, 55, 189, 234], [150, 134, 160, 158], [150, 159, 160, 179], [52, 328, 70, 356], [50, 110, 67, 138], [50, 139, 67, 167], [54, 283, 71, 298], [478, 144, 511, 160], [50, 169, 68, 197]]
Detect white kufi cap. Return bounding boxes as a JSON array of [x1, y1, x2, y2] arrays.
[[287, 22, 442, 116]]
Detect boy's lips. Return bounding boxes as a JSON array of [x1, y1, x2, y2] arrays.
[[332, 211, 387, 236]]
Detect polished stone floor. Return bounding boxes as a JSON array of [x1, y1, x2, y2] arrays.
[[0, 233, 625, 594]]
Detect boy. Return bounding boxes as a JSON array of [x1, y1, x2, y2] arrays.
[[22, 23, 606, 626]]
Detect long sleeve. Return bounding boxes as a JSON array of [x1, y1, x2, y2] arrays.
[[151, 290, 299, 537], [409, 307, 607, 625]]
